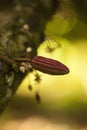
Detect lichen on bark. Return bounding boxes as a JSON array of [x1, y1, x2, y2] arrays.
[[0, 46, 25, 115], [0, 0, 76, 115], [0, 0, 61, 115]]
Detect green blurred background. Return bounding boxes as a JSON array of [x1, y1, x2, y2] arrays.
[[0, 0, 87, 130]]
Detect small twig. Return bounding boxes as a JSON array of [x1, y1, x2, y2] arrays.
[[13, 57, 31, 62], [0, 56, 16, 65], [0, 56, 31, 64]]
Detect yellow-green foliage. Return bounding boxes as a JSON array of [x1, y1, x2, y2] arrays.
[[45, 12, 77, 37]]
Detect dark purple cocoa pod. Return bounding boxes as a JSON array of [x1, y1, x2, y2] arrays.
[[31, 56, 69, 75]]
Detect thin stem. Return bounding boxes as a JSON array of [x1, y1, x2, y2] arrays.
[[0, 56, 16, 65], [13, 57, 31, 62], [0, 56, 31, 63]]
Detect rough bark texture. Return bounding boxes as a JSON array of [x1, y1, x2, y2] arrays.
[[0, 0, 86, 115], [0, 0, 60, 115]]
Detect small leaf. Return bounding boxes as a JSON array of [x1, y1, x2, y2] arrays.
[[31, 56, 69, 75]]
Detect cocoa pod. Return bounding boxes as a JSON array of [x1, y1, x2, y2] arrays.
[[31, 56, 69, 75]]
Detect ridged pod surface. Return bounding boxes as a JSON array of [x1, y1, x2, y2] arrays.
[[31, 56, 69, 75]]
